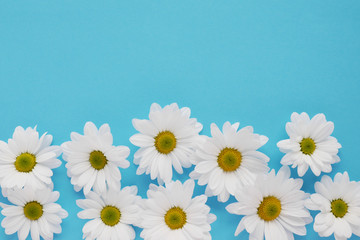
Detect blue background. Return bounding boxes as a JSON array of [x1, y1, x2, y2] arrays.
[[0, 1, 359, 239]]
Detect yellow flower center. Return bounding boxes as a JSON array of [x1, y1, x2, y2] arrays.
[[154, 131, 177, 154], [100, 205, 121, 226], [257, 196, 282, 221], [331, 199, 348, 218], [89, 150, 107, 170], [23, 201, 43, 220], [164, 207, 187, 230], [217, 148, 242, 172], [300, 138, 316, 155], [15, 153, 36, 172]]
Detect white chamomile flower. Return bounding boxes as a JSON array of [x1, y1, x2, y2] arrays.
[[0, 187, 68, 240], [1, 181, 54, 199], [190, 121, 269, 202], [305, 172, 360, 240], [77, 186, 141, 240], [226, 166, 312, 240], [277, 112, 341, 177], [0, 126, 61, 190], [140, 179, 216, 240], [62, 122, 130, 194], [130, 103, 203, 184]]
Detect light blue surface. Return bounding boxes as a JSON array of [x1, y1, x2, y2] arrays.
[[0, 1, 360, 239]]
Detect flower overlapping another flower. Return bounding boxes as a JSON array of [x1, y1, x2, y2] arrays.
[[0, 103, 358, 240]]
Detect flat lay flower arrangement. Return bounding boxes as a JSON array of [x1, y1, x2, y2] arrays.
[[0, 103, 359, 240]]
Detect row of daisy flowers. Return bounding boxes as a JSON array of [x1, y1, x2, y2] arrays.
[[0, 103, 359, 240]]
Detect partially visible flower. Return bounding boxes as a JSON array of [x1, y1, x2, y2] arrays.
[[190, 121, 269, 202], [1, 182, 54, 198], [277, 112, 341, 177], [77, 186, 141, 240], [130, 103, 203, 184], [226, 166, 312, 240], [0, 187, 68, 240], [140, 179, 216, 240], [0, 126, 61, 190], [62, 122, 130, 194], [305, 172, 360, 240]]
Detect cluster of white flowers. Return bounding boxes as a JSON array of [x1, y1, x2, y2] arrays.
[[0, 127, 67, 240], [0, 103, 359, 240], [63, 122, 140, 240]]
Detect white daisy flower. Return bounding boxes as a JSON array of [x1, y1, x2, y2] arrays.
[[62, 122, 130, 194], [0, 126, 61, 190], [305, 172, 360, 240], [77, 186, 141, 240], [226, 166, 312, 240], [0, 187, 68, 240], [277, 112, 341, 177], [140, 179, 216, 240], [129, 103, 203, 184], [1, 182, 54, 198], [189, 121, 269, 202]]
